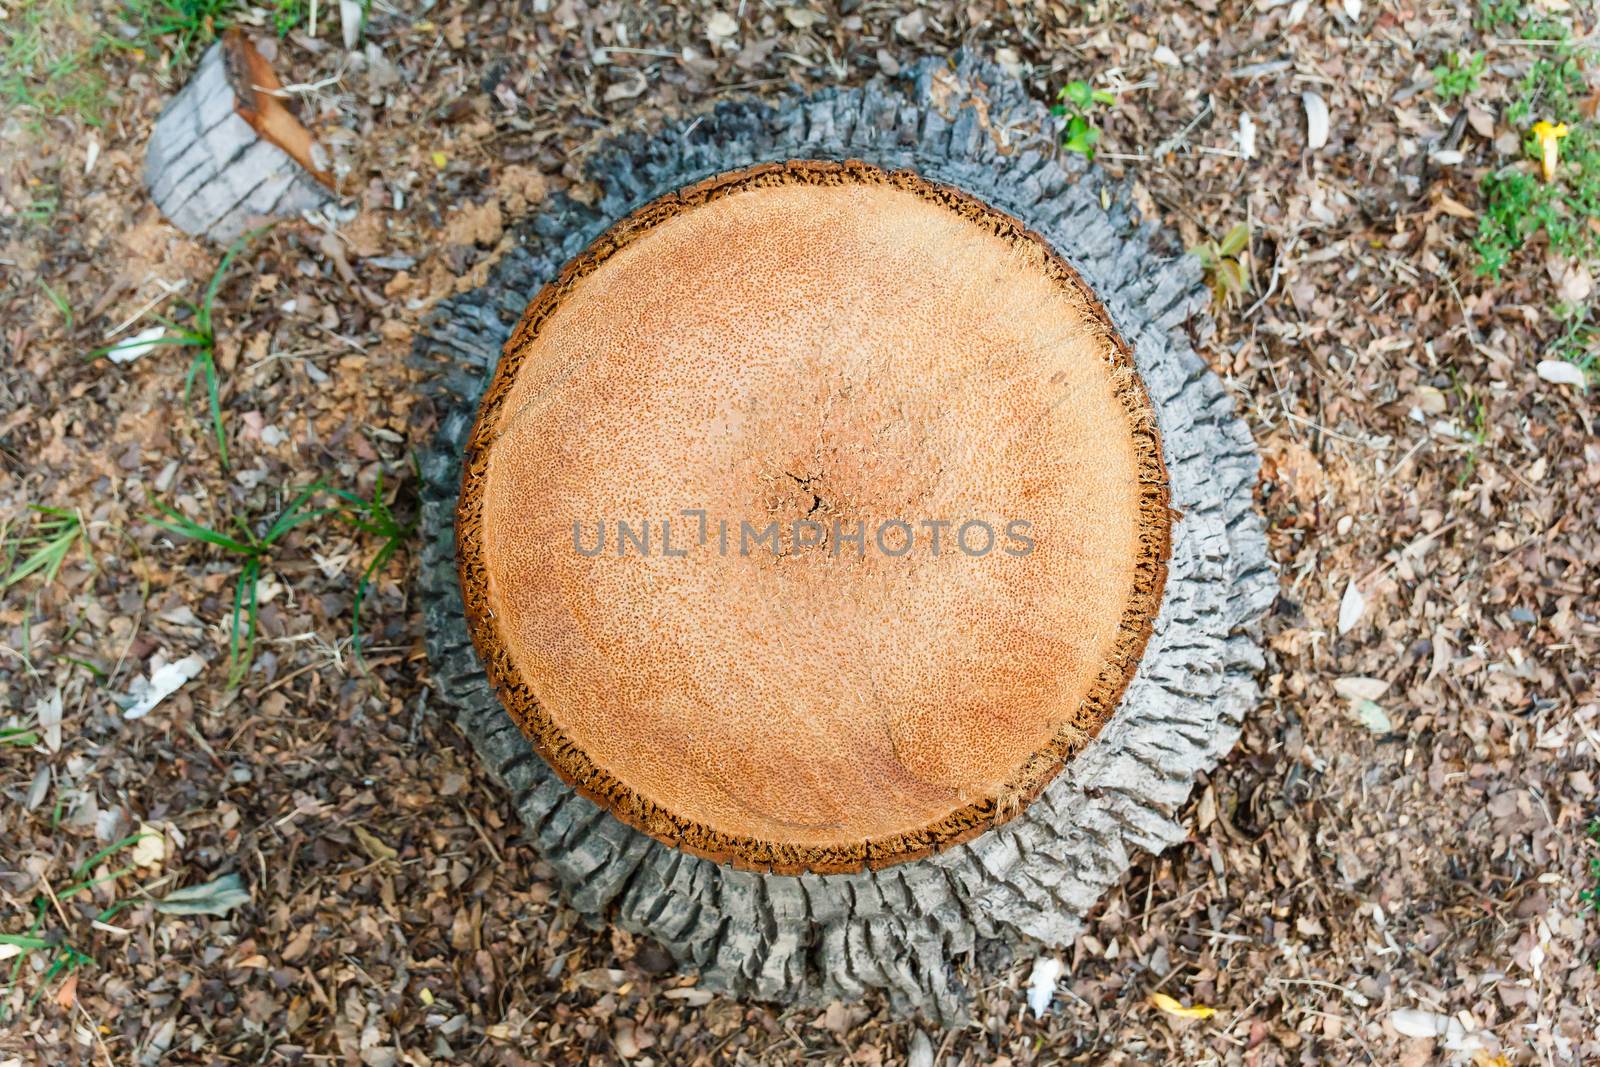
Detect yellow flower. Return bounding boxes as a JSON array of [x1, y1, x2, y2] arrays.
[[1532, 121, 1569, 182]]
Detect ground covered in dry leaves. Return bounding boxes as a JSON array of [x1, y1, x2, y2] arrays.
[[2, 1, 1597, 1064]]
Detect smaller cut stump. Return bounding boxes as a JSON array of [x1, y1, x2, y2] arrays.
[[144, 30, 334, 241]]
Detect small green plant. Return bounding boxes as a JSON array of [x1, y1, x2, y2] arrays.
[[92, 227, 268, 471], [21, 189, 60, 225], [1471, 9, 1598, 278], [1550, 303, 1599, 384], [1475, 0, 1526, 31], [1447, 378, 1491, 487], [1, 834, 148, 1021], [1052, 80, 1116, 159], [1190, 222, 1252, 310], [271, 0, 312, 35], [328, 469, 418, 664], [115, 0, 239, 65], [149, 483, 335, 689], [1, 506, 88, 592], [1581, 820, 1600, 948], [38, 280, 73, 331], [1432, 51, 1485, 102], [1506, 50, 1588, 128]]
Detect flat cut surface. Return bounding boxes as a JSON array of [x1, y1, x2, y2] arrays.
[[457, 161, 1169, 873]]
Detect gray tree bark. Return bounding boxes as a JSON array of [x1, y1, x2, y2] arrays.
[[412, 55, 1275, 1023], [144, 31, 334, 242]]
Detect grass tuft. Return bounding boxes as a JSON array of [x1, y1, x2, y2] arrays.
[[0, 834, 151, 1022], [1, 506, 89, 592], [92, 227, 270, 472], [148, 470, 416, 688], [327, 468, 418, 666], [149, 483, 335, 689], [1432, 51, 1485, 102], [1191, 222, 1253, 311]]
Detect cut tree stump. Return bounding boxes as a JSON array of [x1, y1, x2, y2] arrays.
[[413, 54, 1276, 1023], [144, 30, 334, 241]]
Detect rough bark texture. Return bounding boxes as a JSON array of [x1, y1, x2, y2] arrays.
[[412, 55, 1275, 1023], [144, 33, 334, 241]]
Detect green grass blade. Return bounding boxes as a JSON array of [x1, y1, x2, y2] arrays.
[[57, 865, 135, 903], [0, 935, 49, 950], [200, 225, 272, 326], [38, 280, 72, 330], [148, 500, 255, 554], [200, 349, 228, 470], [71, 832, 148, 880], [350, 538, 401, 663], [227, 557, 261, 688], [1, 510, 81, 590], [260, 483, 335, 544], [1, 534, 71, 589]]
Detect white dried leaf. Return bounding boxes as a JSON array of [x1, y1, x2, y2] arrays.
[[1555, 261, 1592, 303], [1415, 385, 1447, 415], [1535, 360, 1587, 388], [26, 762, 50, 811], [603, 71, 647, 102], [1333, 676, 1390, 702], [95, 808, 126, 842], [105, 324, 171, 365], [1390, 1007, 1489, 1051], [339, 0, 364, 50], [1026, 956, 1062, 1018], [1303, 92, 1329, 150], [705, 11, 738, 37], [1392, 1008, 1461, 1040], [132, 823, 167, 869], [1337, 580, 1365, 634], [1530, 919, 1551, 981], [121, 652, 206, 720], [34, 687, 63, 753], [254, 572, 285, 606], [783, 6, 825, 28], [907, 1030, 934, 1067], [1237, 112, 1257, 160], [893, 9, 926, 39], [1152, 45, 1181, 67], [1343, 0, 1361, 18]]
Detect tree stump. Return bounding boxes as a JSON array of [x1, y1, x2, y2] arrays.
[[144, 30, 334, 241], [413, 55, 1275, 1022]]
